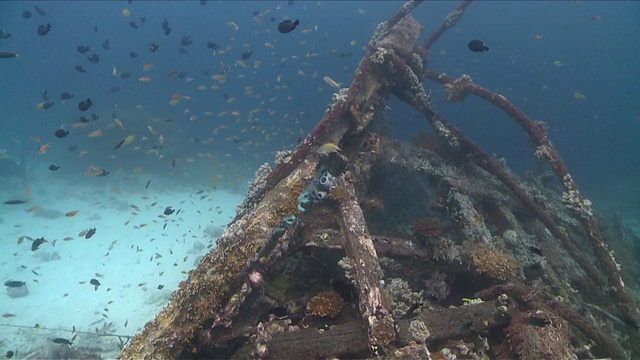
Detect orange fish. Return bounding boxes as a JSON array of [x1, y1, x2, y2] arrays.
[[38, 143, 50, 155], [31, 135, 41, 143], [169, 99, 180, 106], [65, 210, 79, 217], [138, 76, 152, 82], [143, 63, 154, 71], [88, 130, 103, 137], [78, 150, 88, 157], [27, 205, 41, 212], [25, 184, 31, 199], [73, 122, 89, 128]]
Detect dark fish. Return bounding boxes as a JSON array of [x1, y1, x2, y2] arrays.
[[41, 90, 50, 101], [4, 200, 26, 205], [90, 278, 101, 290], [110, 86, 121, 93], [42, 101, 54, 110], [78, 116, 90, 123], [129, 21, 138, 29], [114, 138, 125, 149], [157, 284, 164, 290], [76, 45, 92, 54], [102, 39, 110, 50], [78, 98, 93, 111], [60, 92, 74, 100], [4, 280, 26, 288], [129, 51, 138, 58], [148, 43, 159, 52], [207, 41, 219, 50], [94, 26, 98, 33], [55, 129, 69, 138], [241, 50, 253, 60], [120, 72, 131, 79], [164, 206, 175, 215], [22, 10, 32, 19], [33, 5, 46, 16], [178, 47, 188, 55], [145, 180, 151, 189], [51, 338, 72, 345], [85, 228, 96, 239], [31, 237, 47, 251], [0, 52, 19, 59], [0, 30, 11, 39], [37, 23, 51, 36], [68, 145, 78, 152], [140, 16, 146, 24], [162, 19, 171, 36], [468, 39, 489, 52], [277, 19, 299, 34], [180, 34, 192, 46], [6, 350, 14, 359], [87, 54, 100, 63], [48, 164, 60, 171], [75, 65, 86, 73]]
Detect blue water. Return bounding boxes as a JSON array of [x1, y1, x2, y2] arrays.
[[1, 0, 640, 357]]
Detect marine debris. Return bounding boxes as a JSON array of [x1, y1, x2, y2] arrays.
[[119, 1, 640, 359]]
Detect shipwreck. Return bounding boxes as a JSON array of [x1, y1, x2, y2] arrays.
[[120, 1, 640, 359]]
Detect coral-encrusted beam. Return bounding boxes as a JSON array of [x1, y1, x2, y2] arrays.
[[421, 0, 473, 50], [422, 68, 640, 340], [336, 175, 396, 348]]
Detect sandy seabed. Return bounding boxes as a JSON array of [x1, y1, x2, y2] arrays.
[[1, 175, 243, 359]]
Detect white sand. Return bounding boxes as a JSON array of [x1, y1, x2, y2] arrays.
[[1, 177, 244, 358]]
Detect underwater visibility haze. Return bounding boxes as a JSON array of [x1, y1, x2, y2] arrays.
[[1, 1, 640, 358]]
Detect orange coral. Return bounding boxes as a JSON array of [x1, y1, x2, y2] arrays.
[[413, 217, 441, 239], [306, 290, 344, 318], [471, 247, 517, 281]]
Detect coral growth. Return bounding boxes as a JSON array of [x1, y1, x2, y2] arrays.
[[424, 271, 450, 301], [413, 217, 442, 239], [387, 278, 423, 319], [432, 237, 461, 264], [443, 74, 472, 102], [471, 247, 518, 281], [506, 311, 572, 360], [306, 290, 345, 318]]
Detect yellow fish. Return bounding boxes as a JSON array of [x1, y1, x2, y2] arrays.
[[122, 8, 131, 17], [122, 134, 135, 145], [323, 76, 342, 89], [573, 91, 586, 100], [317, 142, 341, 155]]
